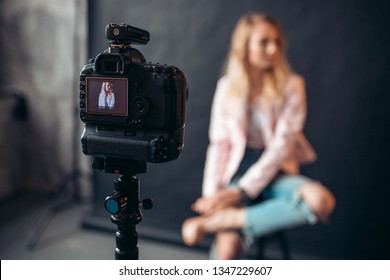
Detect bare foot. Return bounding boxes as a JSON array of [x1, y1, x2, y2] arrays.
[[181, 216, 206, 246]]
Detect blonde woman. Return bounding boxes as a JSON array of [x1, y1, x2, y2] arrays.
[[182, 13, 335, 259], [98, 81, 115, 109]]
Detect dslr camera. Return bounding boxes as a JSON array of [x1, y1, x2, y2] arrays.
[[79, 23, 188, 164]]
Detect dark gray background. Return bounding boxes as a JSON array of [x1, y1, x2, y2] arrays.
[[85, 0, 390, 259]]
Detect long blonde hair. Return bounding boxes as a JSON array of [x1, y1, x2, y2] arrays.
[[223, 13, 291, 106]]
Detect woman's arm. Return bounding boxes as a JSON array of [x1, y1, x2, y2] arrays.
[[201, 77, 232, 198]]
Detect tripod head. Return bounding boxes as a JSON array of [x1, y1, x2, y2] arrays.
[[92, 157, 153, 260]]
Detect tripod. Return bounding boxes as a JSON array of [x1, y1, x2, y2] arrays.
[[93, 157, 153, 260]]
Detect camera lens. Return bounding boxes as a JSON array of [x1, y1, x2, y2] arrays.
[[131, 96, 149, 117]]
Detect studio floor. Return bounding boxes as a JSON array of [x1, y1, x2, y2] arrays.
[[0, 191, 326, 260], [0, 192, 208, 260]]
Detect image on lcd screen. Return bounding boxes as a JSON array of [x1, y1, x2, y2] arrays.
[[86, 77, 128, 116]]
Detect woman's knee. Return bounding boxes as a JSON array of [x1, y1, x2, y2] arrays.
[[298, 182, 336, 222]]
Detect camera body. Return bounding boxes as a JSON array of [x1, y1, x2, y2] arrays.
[[79, 23, 188, 163]]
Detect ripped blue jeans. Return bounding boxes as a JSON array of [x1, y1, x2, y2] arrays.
[[227, 148, 317, 246]]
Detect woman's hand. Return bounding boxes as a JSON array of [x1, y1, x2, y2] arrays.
[[191, 188, 242, 215]]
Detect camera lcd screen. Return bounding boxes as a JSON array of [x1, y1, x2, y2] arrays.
[[86, 77, 128, 116]]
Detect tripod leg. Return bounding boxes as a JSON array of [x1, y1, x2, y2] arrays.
[[25, 172, 79, 250], [26, 204, 58, 250]]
